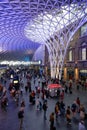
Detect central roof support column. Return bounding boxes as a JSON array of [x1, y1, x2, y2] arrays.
[[46, 38, 64, 79], [49, 51, 63, 80], [46, 16, 87, 80]]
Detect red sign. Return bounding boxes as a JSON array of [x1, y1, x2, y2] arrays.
[[48, 84, 62, 89]]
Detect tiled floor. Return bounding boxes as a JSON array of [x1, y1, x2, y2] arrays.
[[0, 78, 87, 130]]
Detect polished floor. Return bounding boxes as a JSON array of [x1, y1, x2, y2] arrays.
[[0, 78, 87, 130]]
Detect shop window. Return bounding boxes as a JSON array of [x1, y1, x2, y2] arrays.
[[82, 48, 86, 60]]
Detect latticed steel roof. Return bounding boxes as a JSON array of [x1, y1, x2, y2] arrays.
[[0, 0, 86, 61]]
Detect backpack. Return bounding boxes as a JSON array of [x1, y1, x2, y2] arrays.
[[43, 103, 47, 111], [18, 111, 24, 119]]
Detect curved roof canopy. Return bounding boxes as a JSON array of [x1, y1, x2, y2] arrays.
[[0, 0, 86, 61]]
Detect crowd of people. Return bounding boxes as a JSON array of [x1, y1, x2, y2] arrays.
[[0, 68, 87, 130]]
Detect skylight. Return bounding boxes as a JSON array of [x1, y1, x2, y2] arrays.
[[24, 3, 86, 43]]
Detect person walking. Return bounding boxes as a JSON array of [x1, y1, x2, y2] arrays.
[[18, 107, 24, 129], [55, 104, 59, 121], [25, 85, 28, 93], [76, 97, 80, 113], [43, 101, 48, 120], [21, 100, 25, 108], [66, 106, 72, 125], [49, 112, 55, 130]]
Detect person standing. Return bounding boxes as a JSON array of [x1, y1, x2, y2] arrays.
[[43, 101, 48, 120]]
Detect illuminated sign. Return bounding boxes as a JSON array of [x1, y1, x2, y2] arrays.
[[0, 60, 42, 66]]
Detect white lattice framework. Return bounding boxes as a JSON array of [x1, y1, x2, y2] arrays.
[[0, 0, 87, 78], [24, 0, 87, 79]]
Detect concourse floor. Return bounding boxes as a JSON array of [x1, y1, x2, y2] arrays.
[[0, 78, 87, 130]]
